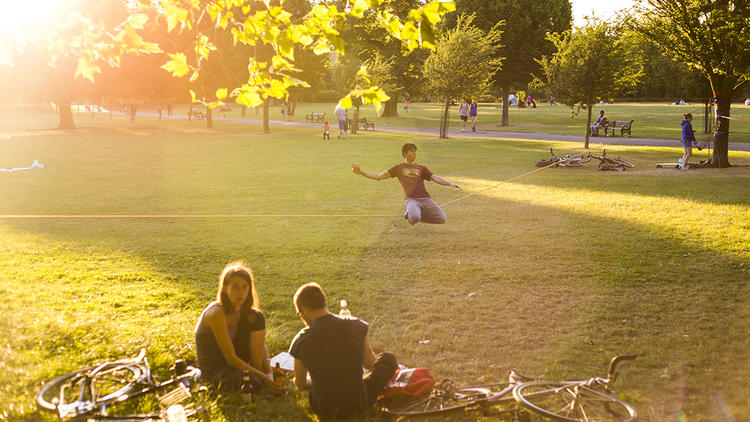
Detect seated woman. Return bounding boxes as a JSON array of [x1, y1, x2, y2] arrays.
[[195, 261, 273, 391]]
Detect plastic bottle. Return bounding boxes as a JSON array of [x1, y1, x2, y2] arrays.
[[241, 371, 254, 404], [339, 299, 352, 317], [165, 405, 188, 422], [273, 362, 284, 394]]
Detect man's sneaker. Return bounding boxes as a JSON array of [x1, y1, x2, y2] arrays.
[[681, 166, 689, 171], [472, 127, 476, 132], [404, 212, 409, 220]]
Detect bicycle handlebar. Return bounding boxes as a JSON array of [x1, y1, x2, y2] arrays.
[[607, 354, 637, 382]]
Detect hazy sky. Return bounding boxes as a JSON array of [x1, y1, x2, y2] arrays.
[[571, 0, 637, 26]]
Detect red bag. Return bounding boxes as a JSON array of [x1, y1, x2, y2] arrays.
[[380, 367, 436, 400]]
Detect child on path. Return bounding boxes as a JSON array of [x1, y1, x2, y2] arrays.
[[323, 121, 330, 140], [680, 113, 696, 170]]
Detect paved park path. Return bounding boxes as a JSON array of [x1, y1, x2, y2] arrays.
[[155, 113, 750, 152]]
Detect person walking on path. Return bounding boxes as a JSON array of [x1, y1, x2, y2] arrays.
[[680, 113, 696, 171], [469, 99, 478, 132], [458, 99, 470, 131], [129, 103, 137, 124], [351, 142, 461, 225], [334, 104, 348, 139], [289, 282, 398, 420]]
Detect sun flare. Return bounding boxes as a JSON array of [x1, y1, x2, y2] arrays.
[[0, 0, 69, 37]]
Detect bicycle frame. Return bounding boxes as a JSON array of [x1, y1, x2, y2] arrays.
[[41, 349, 203, 420]]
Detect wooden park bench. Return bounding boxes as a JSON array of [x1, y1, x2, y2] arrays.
[[604, 120, 634, 137], [305, 112, 326, 123], [354, 117, 375, 131]]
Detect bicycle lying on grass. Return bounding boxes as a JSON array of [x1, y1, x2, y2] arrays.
[[535, 148, 592, 168], [381, 354, 638, 422], [535, 149, 636, 171], [588, 150, 636, 171], [36, 349, 208, 421]]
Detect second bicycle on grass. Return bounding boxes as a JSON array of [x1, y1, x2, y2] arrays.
[[380, 354, 639, 422]]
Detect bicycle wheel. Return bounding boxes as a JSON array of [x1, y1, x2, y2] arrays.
[[513, 381, 637, 422], [37, 363, 146, 414], [384, 382, 513, 416], [610, 158, 635, 168]]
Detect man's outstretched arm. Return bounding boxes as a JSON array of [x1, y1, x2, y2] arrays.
[[430, 174, 461, 189], [352, 164, 390, 181]]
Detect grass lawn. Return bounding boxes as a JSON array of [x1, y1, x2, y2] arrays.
[[221, 100, 750, 143], [1, 107, 749, 421]]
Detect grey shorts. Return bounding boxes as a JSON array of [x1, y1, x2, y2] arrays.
[[405, 197, 447, 225]]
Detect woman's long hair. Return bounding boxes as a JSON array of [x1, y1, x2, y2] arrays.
[[217, 261, 260, 316]]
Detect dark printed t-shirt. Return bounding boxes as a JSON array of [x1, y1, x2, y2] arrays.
[[289, 314, 368, 418], [388, 162, 433, 199]]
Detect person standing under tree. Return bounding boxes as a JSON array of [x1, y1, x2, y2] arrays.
[[351, 143, 461, 225], [680, 113, 696, 171]]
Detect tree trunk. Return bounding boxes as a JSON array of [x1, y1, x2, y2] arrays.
[[351, 105, 360, 134], [242, 106, 246, 116], [263, 99, 270, 134], [57, 103, 76, 129], [382, 97, 399, 117], [501, 86, 509, 126], [712, 94, 731, 168], [440, 98, 450, 139], [188, 104, 193, 122], [584, 104, 592, 149], [206, 106, 213, 129]]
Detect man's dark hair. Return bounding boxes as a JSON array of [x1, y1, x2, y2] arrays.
[[600, 110, 605, 115], [294, 282, 327, 310], [402, 143, 417, 157]]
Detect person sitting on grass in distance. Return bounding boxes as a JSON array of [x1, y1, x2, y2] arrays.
[[351, 142, 460, 225], [195, 261, 276, 392], [289, 282, 398, 420]]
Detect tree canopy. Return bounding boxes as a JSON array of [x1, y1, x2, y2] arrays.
[[445, 0, 571, 126], [631, 0, 750, 167], [422, 14, 502, 138], [534, 19, 642, 147]]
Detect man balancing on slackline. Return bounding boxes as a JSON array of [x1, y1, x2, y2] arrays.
[[351, 143, 460, 225]]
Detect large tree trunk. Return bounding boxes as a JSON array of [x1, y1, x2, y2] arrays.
[[57, 103, 76, 129], [206, 106, 213, 129], [709, 76, 732, 167], [501, 86, 509, 126], [352, 104, 360, 134], [263, 99, 270, 134], [584, 104, 592, 149], [382, 97, 399, 117], [440, 98, 450, 139]]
